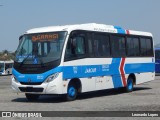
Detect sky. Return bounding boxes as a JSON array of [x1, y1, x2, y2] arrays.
[[0, 0, 160, 52]]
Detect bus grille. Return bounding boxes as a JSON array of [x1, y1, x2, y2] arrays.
[[20, 82, 42, 85], [19, 87, 44, 92]]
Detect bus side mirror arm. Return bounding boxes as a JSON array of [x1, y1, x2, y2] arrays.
[[19, 35, 23, 41]]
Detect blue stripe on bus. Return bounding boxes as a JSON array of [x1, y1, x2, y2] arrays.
[[12, 60, 155, 86], [114, 26, 126, 34], [110, 58, 123, 88], [125, 63, 155, 74], [63, 62, 155, 79], [12, 67, 62, 83]]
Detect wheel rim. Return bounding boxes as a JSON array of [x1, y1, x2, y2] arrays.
[[128, 79, 133, 90], [68, 86, 76, 97]]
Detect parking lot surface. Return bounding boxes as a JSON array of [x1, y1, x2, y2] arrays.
[[0, 76, 159, 119]]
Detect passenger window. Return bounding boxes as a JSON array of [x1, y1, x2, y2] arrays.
[[127, 37, 140, 57], [140, 37, 153, 56], [111, 35, 126, 57], [93, 34, 110, 57], [146, 38, 153, 56]]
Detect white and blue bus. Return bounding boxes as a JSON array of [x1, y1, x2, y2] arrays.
[[155, 48, 160, 75], [11, 23, 155, 101], [0, 60, 13, 75]]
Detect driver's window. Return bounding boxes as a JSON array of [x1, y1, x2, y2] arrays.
[[74, 37, 85, 55], [65, 33, 86, 61], [21, 39, 32, 55]]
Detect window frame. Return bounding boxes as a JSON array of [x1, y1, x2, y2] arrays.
[[64, 30, 154, 62], [64, 30, 87, 61], [139, 36, 154, 57], [110, 34, 126, 58], [92, 32, 111, 58], [126, 36, 140, 57]]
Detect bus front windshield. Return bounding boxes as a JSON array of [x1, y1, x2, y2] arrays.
[[0, 63, 4, 72], [15, 31, 67, 64]]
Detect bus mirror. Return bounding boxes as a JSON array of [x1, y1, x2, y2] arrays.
[[19, 35, 23, 41]]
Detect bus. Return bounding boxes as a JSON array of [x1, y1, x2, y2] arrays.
[[155, 48, 160, 75], [11, 23, 155, 101], [0, 60, 14, 75]]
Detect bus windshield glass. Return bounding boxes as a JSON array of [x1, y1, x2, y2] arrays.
[[0, 63, 4, 72], [15, 31, 67, 64]]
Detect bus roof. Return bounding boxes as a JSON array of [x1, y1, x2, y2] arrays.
[[0, 60, 14, 63], [26, 23, 153, 37]]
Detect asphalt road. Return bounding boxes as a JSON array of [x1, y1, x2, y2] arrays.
[[0, 75, 160, 120]]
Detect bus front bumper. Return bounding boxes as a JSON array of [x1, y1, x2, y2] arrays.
[[11, 76, 63, 94]]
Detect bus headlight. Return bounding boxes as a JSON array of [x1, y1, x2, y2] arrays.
[[44, 73, 59, 83], [11, 75, 19, 83]]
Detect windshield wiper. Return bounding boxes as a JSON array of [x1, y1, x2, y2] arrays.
[[19, 54, 45, 67], [19, 53, 32, 67], [18, 43, 45, 67]]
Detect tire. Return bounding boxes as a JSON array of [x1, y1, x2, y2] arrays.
[[125, 77, 134, 92], [25, 93, 40, 101], [66, 83, 77, 101]]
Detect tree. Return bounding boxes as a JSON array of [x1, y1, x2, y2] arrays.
[[0, 50, 15, 61], [2, 49, 9, 56]]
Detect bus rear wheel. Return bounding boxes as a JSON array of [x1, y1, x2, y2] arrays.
[[66, 83, 77, 101], [125, 77, 134, 92], [25, 93, 40, 101]]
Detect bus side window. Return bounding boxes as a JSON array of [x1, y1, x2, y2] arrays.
[[140, 37, 153, 57], [146, 38, 153, 56], [93, 33, 110, 57], [111, 35, 126, 57], [65, 33, 86, 61], [126, 37, 140, 57]]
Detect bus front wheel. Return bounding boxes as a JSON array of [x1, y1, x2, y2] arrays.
[[66, 83, 77, 101], [25, 93, 40, 101], [125, 77, 134, 92]]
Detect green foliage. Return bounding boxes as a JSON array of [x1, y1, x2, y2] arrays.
[[0, 50, 15, 61]]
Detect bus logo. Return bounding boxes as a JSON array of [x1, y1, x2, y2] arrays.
[[28, 79, 32, 83], [73, 66, 78, 74], [33, 58, 38, 64], [2, 112, 11, 117], [85, 68, 96, 73]]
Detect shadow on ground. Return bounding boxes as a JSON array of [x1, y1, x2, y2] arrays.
[[11, 86, 151, 103]]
